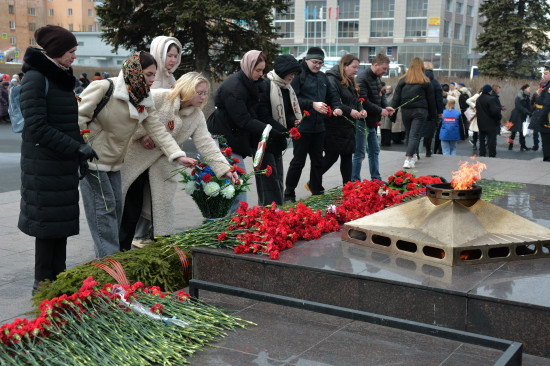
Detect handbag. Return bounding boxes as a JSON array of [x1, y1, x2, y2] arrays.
[[464, 107, 475, 122]]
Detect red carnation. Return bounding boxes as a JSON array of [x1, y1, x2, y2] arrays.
[[327, 106, 332, 117], [289, 127, 301, 140], [270, 250, 280, 260], [266, 165, 273, 177], [80, 129, 90, 136], [406, 183, 416, 191], [224, 147, 232, 157], [303, 110, 310, 117], [218, 232, 227, 241], [395, 177, 404, 186], [359, 98, 365, 103], [202, 174, 212, 182]]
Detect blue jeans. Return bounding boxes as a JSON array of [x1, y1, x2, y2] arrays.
[[441, 140, 457, 155], [80, 170, 123, 258], [351, 120, 381, 181]]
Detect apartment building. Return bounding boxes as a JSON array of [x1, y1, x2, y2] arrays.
[[0, 0, 100, 62], [274, 0, 484, 73]]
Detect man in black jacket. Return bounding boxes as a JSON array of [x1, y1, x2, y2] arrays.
[[530, 62, 550, 161], [353, 53, 394, 182], [476, 84, 501, 157], [284, 47, 342, 202]]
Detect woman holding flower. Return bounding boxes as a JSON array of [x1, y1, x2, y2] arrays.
[[78, 51, 195, 258], [322, 54, 367, 185], [254, 54, 302, 205], [391, 57, 436, 169], [207, 50, 283, 211], [119, 72, 237, 251]]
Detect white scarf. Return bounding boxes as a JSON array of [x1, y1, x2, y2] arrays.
[[267, 70, 301, 128]]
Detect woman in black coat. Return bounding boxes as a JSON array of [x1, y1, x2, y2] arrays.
[[207, 50, 283, 210], [322, 54, 367, 185], [391, 57, 436, 169], [18, 26, 97, 293], [508, 84, 532, 151], [254, 54, 302, 206]]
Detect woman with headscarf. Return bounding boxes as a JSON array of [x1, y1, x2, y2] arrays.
[[119, 72, 237, 250], [391, 57, 436, 169], [149, 36, 182, 89], [322, 54, 367, 185], [18, 25, 98, 294], [126, 36, 183, 248], [207, 50, 283, 211], [254, 54, 302, 206], [78, 51, 196, 258]]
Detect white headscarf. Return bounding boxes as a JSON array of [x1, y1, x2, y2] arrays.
[[149, 36, 182, 89]]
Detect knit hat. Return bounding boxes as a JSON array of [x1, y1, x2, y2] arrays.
[[274, 54, 301, 78], [34, 25, 77, 58], [305, 47, 324, 61], [520, 84, 530, 91], [482, 84, 492, 94]]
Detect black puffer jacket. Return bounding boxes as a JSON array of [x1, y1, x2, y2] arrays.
[[475, 92, 502, 131], [207, 70, 267, 157], [290, 60, 342, 134], [425, 69, 444, 117], [356, 66, 389, 129], [391, 78, 437, 121], [324, 65, 362, 155], [18, 47, 83, 239]]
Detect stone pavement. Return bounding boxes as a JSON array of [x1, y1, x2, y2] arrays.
[[1, 140, 549, 364]]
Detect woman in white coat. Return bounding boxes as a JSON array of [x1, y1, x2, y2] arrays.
[[466, 87, 483, 151], [130, 36, 183, 247], [119, 73, 237, 250]]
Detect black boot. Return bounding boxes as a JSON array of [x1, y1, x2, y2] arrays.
[[424, 138, 432, 157], [508, 143, 513, 150], [520, 145, 530, 152]]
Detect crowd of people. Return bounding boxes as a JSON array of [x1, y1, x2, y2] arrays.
[[9, 24, 550, 294]]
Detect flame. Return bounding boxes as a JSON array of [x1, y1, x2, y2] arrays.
[[450, 158, 487, 190]]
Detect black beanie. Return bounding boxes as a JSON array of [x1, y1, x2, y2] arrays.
[[520, 84, 530, 91], [274, 54, 301, 78], [35, 25, 77, 58], [305, 47, 324, 61]]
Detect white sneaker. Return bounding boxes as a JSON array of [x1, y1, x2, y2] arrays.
[[132, 238, 153, 248], [411, 155, 418, 163], [403, 159, 412, 169]]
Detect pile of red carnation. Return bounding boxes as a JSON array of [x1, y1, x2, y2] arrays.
[[220, 173, 441, 260]]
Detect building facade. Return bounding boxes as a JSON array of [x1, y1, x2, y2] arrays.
[[1, 0, 103, 63], [274, 0, 484, 73]]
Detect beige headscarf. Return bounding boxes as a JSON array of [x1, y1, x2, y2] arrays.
[[240, 50, 263, 80], [149, 36, 182, 89], [267, 70, 301, 128]]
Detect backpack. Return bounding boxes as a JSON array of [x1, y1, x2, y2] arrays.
[[9, 76, 49, 133], [9, 77, 113, 133]]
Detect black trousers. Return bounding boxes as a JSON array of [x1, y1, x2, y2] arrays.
[[285, 131, 325, 195], [35, 237, 67, 282], [509, 131, 527, 148], [479, 129, 498, 157], [119, 170, 152, 251], [255, 152, 284, 206], [542, 133, 550, 161], [322, 150, 352, 186]]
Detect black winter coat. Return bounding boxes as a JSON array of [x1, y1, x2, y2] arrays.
[[254, 78, 294, 155], [18, 47, 83, 239], [391, 78, 437, 121], [475, 92, 502, 132], [530, 83, 550, 133], [207, 70, 267, 157], [356, 66, 389, 129], [509, 91, 531, 133], [290, 60, 342, 134], [324, 65, 362, 155]]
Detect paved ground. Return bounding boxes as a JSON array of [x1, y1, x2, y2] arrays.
[[0, 122, 549, 364]]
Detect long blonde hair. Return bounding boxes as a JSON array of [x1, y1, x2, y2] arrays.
[[400, 57, 429, 84], [445, 98, 455, 111], [168, 72, 210, 108], [338, 54, 360, 90]]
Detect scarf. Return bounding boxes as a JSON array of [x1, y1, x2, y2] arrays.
[[267, 70, 301, 128], [240, 50, 262, 80], [122, 52, 149, 110]]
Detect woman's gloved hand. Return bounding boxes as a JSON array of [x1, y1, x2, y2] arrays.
[[78, 144, 99, 161]]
